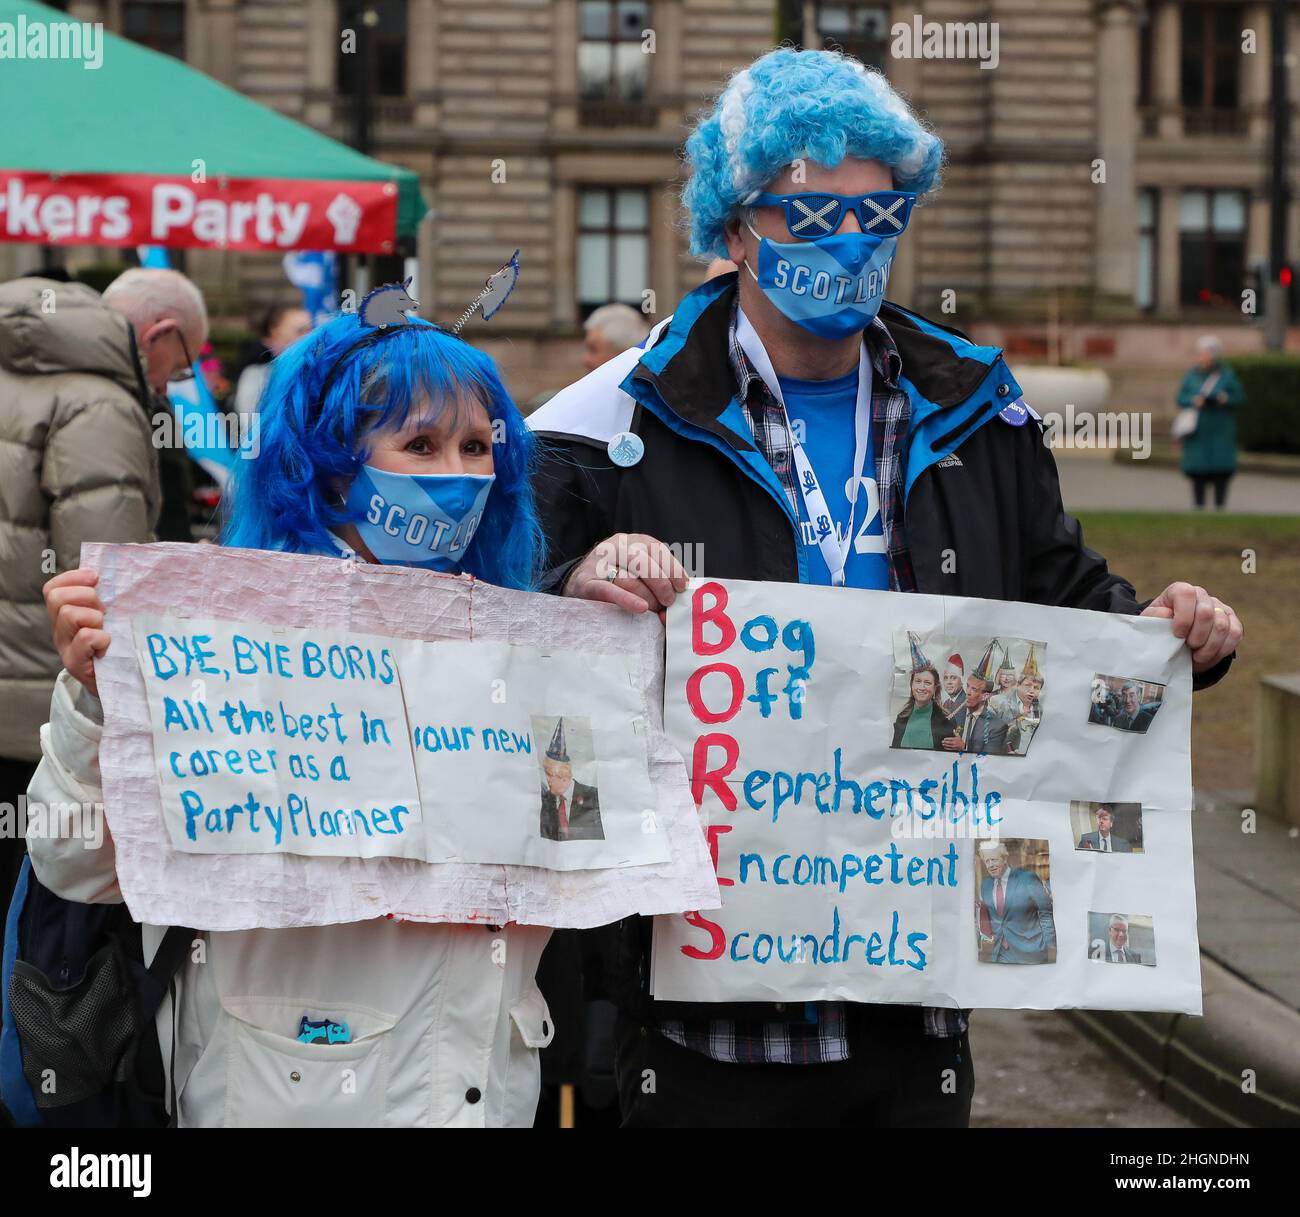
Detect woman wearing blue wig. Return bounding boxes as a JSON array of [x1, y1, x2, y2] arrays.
[[222, 286, 543, 588], [32, 273, 560, 1127]]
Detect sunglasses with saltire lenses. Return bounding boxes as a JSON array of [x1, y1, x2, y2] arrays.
[[749, 190, 918, 241]]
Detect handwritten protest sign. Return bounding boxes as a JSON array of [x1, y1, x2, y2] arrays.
[[87, 543, 717, 931], [398, 640, 666, 868], [133, 615, 424, 859], [651, 579, 1201, 1014]]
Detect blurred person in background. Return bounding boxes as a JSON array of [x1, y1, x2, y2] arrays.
[[234, 303, 313, 414], [1175, 335, 1244, 511], [0, 267, 206, 908], [582, 302, 651, 373]]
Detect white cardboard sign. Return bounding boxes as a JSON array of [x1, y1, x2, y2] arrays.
[[651, 578, 1201, 1014], [87, 543, 718, 931]]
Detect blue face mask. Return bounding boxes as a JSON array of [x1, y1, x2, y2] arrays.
[[345, 464, 494, 571], [744, 219, 896, 340]]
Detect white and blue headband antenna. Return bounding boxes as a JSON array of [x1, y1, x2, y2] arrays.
[[358, 277, 419, 328], [450, 249, 521, 336]]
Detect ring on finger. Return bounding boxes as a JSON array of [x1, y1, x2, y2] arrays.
[[604, 567, 621, 583]]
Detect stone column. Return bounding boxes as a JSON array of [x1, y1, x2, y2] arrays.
[[886, 17, 923, 310], [1155, 185, 1181, 317], [654, 0, 683, 130], [1152, 0, 1182, 139], [1288, 7, 1300, 265], [410, 0, 439, 127], [196, 0, 240, 87], [67, 0, 108, 25], [649, 183, 678, 320], [304, 0, 336, 129], [418, 173, 437, 315], [1243, 3, 1272, 141], [552, 0, 578, 133], [1095, 0, 1141, 304], [551, 182, 576, 329]]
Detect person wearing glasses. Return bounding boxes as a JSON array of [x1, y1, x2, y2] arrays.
[[0, 267, 206, 913], [528, 47, 1241, 1129]]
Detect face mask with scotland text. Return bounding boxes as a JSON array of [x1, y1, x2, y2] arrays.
[[345, 463, 494, 571], [744, 219, 896, 340]]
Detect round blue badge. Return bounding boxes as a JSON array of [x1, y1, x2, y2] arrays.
[[998, 398, 1030, 427], [607, 431, 645, 467]]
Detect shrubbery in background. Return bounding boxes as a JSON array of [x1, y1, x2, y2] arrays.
[[1227, 354, 1300, 456]]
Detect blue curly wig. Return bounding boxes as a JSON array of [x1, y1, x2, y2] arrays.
[[221, 312, 545, 592], [683, 47, 944, 258]]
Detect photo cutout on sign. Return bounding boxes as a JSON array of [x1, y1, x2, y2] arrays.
[[975, 838, 1057, 965], [1087, 673, 1166, 735], [891, 632, 1046, 757], [1071, 800, 1145, 854], [534, 715, 604, 843], [1088, 911, 1156, 966]]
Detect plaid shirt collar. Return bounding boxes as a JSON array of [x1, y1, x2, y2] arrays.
[[727, 303, 904, 406], [725, 300, 916, 593]]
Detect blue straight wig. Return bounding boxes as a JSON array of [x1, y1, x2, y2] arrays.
[[221, 312, 545, 591], [683, 47, 945, 259]]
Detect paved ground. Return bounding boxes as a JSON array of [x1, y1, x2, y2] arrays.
[[1192, 795, 1300, 1011], [969, 1009, 1194, 1127], [973, 453, 1300, 1127], [1055, 452, 1300, 515]]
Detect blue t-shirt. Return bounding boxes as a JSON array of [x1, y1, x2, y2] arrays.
[[778, 369, 889, 589]]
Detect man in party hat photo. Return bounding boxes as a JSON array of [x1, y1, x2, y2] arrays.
[[539, 717, 604, 843], [939, 652, 967, 727]]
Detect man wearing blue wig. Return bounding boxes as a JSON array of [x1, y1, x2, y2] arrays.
[[529, 48, 1241, 1128]]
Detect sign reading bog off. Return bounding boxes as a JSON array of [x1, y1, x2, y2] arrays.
[[651, 579, 1203, 1014]]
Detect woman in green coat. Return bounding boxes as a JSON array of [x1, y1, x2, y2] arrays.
[[1175, 335, 1245, 509]]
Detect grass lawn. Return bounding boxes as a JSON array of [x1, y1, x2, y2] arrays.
[[1075, 512, 1300, 799]]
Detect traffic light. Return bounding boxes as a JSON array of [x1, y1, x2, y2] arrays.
[[1279, 264, 1297, 309]]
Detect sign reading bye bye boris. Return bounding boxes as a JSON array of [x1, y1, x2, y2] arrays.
[[131, 615, 666, 871], [86, 543, 718, 932]]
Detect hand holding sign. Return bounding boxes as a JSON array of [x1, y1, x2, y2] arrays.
[[44, 567, 109, 698]]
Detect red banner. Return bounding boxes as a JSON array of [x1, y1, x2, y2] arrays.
[[0, 171, 401, 253]]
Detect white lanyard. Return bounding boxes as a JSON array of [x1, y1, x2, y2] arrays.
[[736, 309, 873, 587]]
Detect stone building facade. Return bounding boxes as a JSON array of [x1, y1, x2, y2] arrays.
[[19, 0, 1300, 348]]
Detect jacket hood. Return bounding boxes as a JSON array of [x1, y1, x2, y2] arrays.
[[0, 277, 144, 400]]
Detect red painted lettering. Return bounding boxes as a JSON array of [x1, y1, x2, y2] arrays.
[[680, 910, 726, 960], [691, 733, 739, 811], [691, 581, 736, 656]]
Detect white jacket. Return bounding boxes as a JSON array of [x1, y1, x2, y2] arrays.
[[26, 671, 554, 1128]]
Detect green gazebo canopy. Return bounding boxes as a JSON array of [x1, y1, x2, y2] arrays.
[[0, 0, 425, 252]]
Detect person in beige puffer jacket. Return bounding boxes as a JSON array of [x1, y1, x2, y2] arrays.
[[0, 268, 206, 902]]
